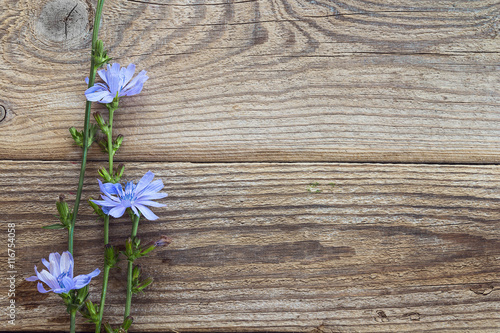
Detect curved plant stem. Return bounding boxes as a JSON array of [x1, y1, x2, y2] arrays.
[[68, 0, 106, 254], [124, 214, 140, 319]]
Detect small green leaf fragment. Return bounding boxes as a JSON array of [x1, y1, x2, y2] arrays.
[[306, 182, 322, 193], [42, 224, 67, 230], [88, 198, 106, 219]]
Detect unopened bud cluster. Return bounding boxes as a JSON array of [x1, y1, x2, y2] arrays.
[[123, 235, 171, 262], [104, 244, 119, 268], [93, 40, 112, 68], [69, 125, 99, 149], [61, 286, 89, 314], [131, 265, 153, 294], [98, 164, 125, 184], [43, 195, 73, 230]]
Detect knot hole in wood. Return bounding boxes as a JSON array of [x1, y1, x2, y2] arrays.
[[35, 0, 90, 43], [0, 105, 6, 123]]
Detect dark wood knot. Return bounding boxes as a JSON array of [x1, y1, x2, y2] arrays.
[[35, 0, 90, 43], [0, 105, 6, 123]]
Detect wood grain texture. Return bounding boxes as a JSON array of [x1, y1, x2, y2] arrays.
[[1, 161, 500, 332], [1, 0, 500, 163]]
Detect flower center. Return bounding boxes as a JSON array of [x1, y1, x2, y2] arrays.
[[57, 271, 70, 288], [119, 181, 136, 204]]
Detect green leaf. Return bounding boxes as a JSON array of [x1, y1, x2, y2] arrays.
[[88, 198, 106, 219], [42, 224, 67, 230]]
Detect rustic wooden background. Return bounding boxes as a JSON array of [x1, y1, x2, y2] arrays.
[[1, 0, 500, 331]]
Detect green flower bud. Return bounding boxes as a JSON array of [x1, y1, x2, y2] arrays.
[[133, 277, 153, 294], [113, 134, 123, 153], [69, 127, 84, 148], [98, 167, 113, 183], [52, 195, 72, 229], [114, 164, 125, 182], [79, 299, 99, 324], [92, 39, 112, 68], [125, 237, 134, 257], [123, 237, 146, 261], [132, 265, 141, 281], [133, 237, 141, 249], [98, 138, 109, 154], [69, 126, 96, 148], [104, 244, 119, 268], [121, 316, 134, 330], [93, 111, 108, 133], [88, 124, 99, 148], [106, 97, 119, 113], [60, 288, 88, 314], [85, 299, 97, 317]]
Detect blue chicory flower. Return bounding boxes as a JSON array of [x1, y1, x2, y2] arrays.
[[91, 171, 167, 221], [85, 63, 148, 104], [26, 251, 100, 294]]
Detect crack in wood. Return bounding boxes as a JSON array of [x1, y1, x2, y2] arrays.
[[63, 4, 78, 39]]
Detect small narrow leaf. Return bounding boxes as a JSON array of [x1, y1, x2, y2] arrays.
[[42, 224, 67, 230]]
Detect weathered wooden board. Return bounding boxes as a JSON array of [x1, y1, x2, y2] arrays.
[[1, 161, 500, 332], [1, 0, 500, 163]]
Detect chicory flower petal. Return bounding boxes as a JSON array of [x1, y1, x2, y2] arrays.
[[85, 63, 148, 104], [26, 251, 100, 294], [91, 171, 167, 221]]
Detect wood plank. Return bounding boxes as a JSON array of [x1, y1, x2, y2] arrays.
[[1, 161, 500, 331], [1, 0, 500, 163]]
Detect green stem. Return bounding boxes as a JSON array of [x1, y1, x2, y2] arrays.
[[70, 310, 76, 333], [68, 0, 106, 255], [131, 214, 140, 239], [124, 214, 140, 319], [104, 215, 109, 245], [95, 215, 110, 333], [125, 260, 134, 319], [96, 265, 110, 333], [107, 109, 114, 174]]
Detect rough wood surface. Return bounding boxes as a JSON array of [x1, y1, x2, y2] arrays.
[[1, 161, 500, 332], [1, 0, 500, 163], [2, 0, 500, 331]]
